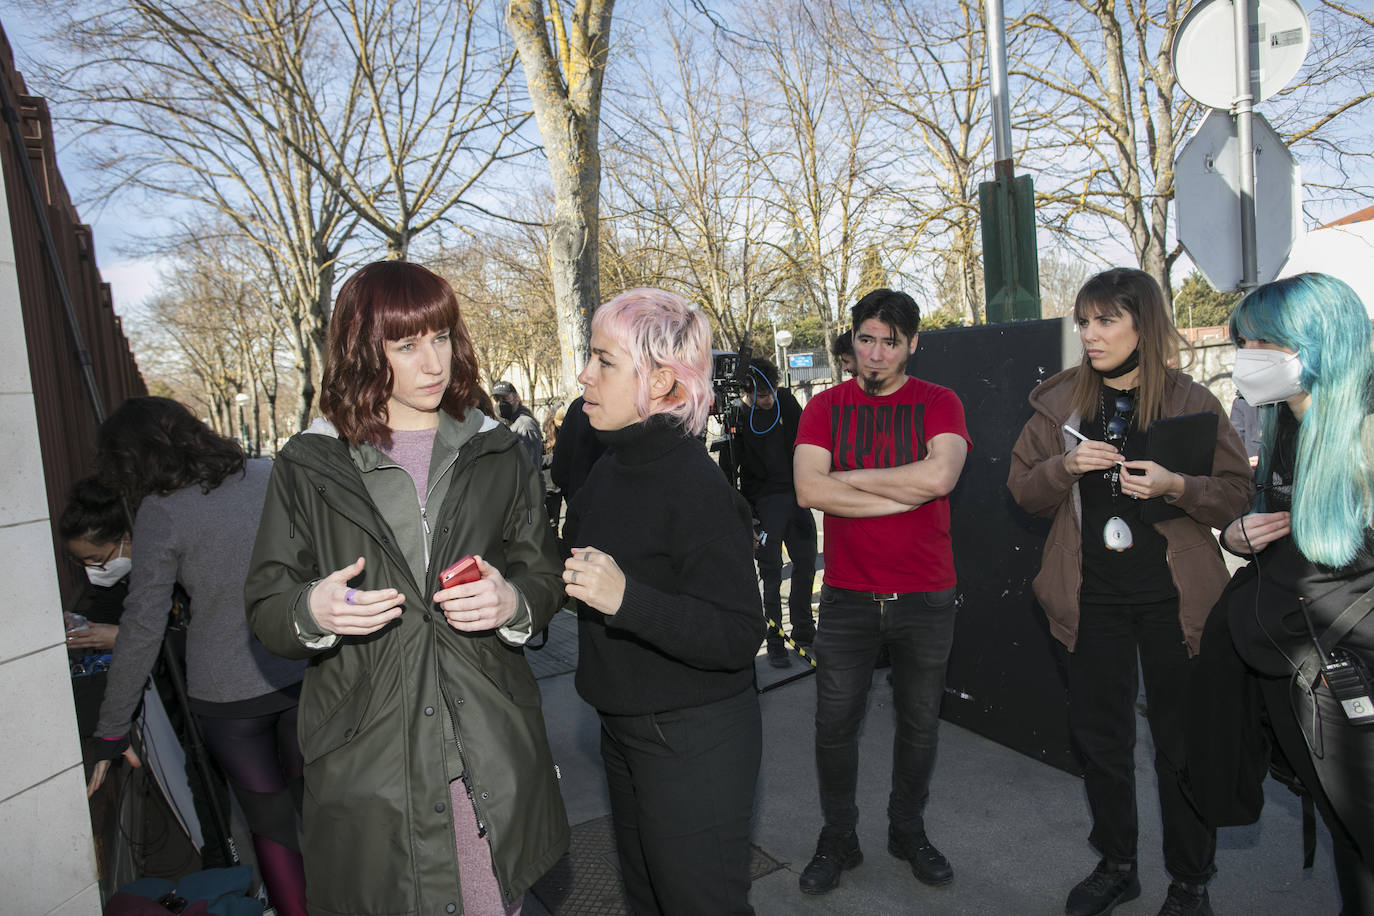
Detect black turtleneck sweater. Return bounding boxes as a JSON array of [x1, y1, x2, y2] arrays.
[[565, 417, 765, 715]]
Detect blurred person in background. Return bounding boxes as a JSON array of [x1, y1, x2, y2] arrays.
[[719, 356, 817, 668]]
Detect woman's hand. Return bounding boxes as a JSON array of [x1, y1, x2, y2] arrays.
[[435, 555, 518, 631], [66, 622, 118, 652], [1119, 460, 1185, 501], [1222, 511, 1291, 554], [563, 547, 626, 617], [308, 557, 405, 636], [1063, 440, 1122, 476], [87, 743, 141, 798]]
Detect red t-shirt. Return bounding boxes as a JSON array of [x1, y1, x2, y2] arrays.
[[795, 376, 971, 593]]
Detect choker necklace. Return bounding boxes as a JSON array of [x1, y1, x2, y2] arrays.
[[1101, 349, 1140, 379], [1100, 386, 1135, 552]]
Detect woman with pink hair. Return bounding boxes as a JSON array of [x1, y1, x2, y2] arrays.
[[561, 288, 766, 915]]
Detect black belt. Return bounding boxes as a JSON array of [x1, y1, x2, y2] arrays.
[[833, 586, 909, 602]]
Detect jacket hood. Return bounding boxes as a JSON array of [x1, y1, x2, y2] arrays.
[[286, 410, 507, 473], [1026, 367, 1081, 424], [277, 409, 517, 539]]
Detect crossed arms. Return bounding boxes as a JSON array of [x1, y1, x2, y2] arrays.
[[793, 433, 969, 518]]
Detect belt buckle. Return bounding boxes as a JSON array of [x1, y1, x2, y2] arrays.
[[871, 592, 899, 602]]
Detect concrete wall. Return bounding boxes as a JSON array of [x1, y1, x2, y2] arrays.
[[0, 151, 101, 914]]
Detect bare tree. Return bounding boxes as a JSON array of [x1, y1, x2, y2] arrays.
[[436, 223, 562, 399], [1018, 0, 1374, 299], [283, 0, 536, 258], [749, 2, 890, 374], [605, 24, 787, 350], [829, 0, 1006, 324], [130, 233, 287, 447], [507, 0, 616, 397], [34, 0, 365, 427]]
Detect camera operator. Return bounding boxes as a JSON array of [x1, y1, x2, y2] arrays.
[[719, 357, 817, 667]]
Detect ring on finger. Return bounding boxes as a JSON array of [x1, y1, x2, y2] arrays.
[[570, 571, 578, 585], [345, 588, 357, 605]]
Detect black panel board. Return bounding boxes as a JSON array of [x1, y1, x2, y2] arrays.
[[910, 318, 1080, 774]]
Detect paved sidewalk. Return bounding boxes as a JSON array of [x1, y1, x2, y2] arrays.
[[525, 609, 1341, 915]]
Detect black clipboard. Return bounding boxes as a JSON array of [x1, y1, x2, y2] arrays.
[[1140, 411, 1218, 523]]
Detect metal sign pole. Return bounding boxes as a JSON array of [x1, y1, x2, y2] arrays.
[[1234, 0, 1258, 290], [986, 0, 1012, 163]]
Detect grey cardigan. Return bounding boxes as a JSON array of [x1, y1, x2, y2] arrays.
[[95, 459, 305, 738]]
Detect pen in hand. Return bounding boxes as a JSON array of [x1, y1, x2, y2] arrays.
[[1063, 424, 1125, 467]]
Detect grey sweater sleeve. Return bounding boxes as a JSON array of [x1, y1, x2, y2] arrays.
[[94, 499, 177, 739]]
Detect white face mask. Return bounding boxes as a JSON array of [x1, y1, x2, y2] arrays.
[[85, 543, 132, 588], [1233, 348, 1305, 407]]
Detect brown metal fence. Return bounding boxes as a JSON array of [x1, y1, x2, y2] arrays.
[[1, 25, 146, 608]]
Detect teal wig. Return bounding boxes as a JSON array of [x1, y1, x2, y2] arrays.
[[1229, 273, 1374, 567]]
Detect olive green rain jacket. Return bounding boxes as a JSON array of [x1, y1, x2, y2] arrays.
[[245, 410, 569, 916]]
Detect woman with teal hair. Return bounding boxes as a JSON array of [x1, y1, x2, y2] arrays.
[[1219, 271, 1374, 913]]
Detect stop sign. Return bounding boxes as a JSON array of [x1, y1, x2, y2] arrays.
[[1175, 109, 1301, 291]]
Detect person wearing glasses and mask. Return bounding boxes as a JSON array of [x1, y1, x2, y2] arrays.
[[1207, 273, 1374, 914], [60, 476, 132, 659], [1008, 268, 1250, 916]]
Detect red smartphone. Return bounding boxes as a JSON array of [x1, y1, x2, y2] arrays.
[[439, 555, 480, 589]]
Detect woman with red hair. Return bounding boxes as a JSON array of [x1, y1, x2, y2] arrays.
[[246, 260, 568, 916]]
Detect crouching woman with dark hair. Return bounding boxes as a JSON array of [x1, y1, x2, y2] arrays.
[[90, 396, 308, 915], [246, 261, 567, 916]]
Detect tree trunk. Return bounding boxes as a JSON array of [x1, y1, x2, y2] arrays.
[[507, 0, 616, 397]]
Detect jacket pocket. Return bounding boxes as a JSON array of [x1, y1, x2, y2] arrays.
[[477, 643, 543, 708], [1032, 540, 1079, 637], [299, 667, 373, 765]]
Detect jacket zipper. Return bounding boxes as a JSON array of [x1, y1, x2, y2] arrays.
[[423, 447, 468, 575]]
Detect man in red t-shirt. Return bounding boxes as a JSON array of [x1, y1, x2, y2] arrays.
[[792, 289, 971, 896]]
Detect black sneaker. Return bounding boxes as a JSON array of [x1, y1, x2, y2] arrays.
[[1156, 881, 1212, 916], [888, 829, 953, 886], [767, 642, 791, 668], [1065, 859, 1140, 916], [798, 829, 862, 895]]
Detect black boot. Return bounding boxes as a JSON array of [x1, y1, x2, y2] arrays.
[[1065, 859, 1140, 916], [799, 829, 862, 895]]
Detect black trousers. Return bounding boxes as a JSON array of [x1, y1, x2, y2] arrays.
[[1260, 674, 1374, 916], [598, 688, 762, 916], [814, 585, 957, 836], [753, 491, 816, 648], [1068, 598, 1215, 883]]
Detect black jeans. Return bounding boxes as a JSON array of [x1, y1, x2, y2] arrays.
[[1068, 598, 1215, 883], [599, 688, 761, 916], [753, 491, 817, 647], [814, 584, 958, 836]]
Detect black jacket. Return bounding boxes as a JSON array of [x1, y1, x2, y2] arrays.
[[718, 388, 804, 504], [567, 418, 765, 716]]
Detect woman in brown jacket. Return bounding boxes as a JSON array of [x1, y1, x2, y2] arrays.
[[1007, 268, 1251, 916]]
